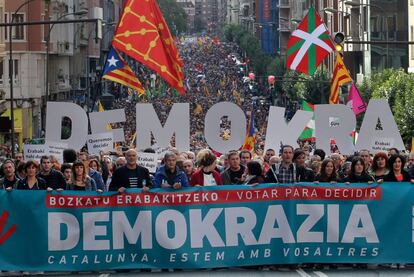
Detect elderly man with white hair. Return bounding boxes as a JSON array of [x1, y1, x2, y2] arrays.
[[109, 149, 152, 192]]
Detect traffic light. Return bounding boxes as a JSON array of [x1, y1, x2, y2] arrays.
[[334, 32, 345, 53]]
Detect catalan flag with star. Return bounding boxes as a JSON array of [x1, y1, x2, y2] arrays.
[[112, 0, 185, 94], [102, 47, 144, 95]]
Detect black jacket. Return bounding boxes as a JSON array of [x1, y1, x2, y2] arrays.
[[384, 170, 412, 182], [37, 169, 66, 190], [109, 165, 152, 191]]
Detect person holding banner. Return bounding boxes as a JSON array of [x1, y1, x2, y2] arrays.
[[17, 161, 46, 190], [241, 160, 264, 185], [154, 152, 189, 189], [342, 157, 375, 184], [315, 159, 339, 183], [293, 150, 315, 182], [221, 151, 245, 185], [109, 149, 152, 192], [382, 154, 414, 183], [0, 159, 20, 190], [67, 160, 99, 191], [190, 149, 222, 186], [369, 152, 389, 181], [37, 155, 66, 191], [265, 145, 306, 183]]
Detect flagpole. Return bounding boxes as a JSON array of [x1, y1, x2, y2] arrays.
[[320, 64, 324, 104]]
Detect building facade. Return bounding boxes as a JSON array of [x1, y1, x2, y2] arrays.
[[408, 0, 414, 73]]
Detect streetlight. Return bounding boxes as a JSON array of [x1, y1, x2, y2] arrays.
[[344, 1, 389, 68], [9, 0, 37, 158], [45, 9, 88, 103]]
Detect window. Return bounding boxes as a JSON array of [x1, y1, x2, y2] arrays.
[[5, 13, 25, 40], [411, 26, 414, 60], [8, 59, 19, 85], [0, 58, 3, 86]]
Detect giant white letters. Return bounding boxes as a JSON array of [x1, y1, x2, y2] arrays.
[[315, 104, 356, 155], [89, 109, 126, 143], [204, 102, 246, 154], [46, 102, 88, 150], [136, 103, 190, 151], [355, 99, 404, 153], [264, 107, 313, 152]]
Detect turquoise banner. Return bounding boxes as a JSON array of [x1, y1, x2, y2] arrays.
[[0, 183, 413, 271]]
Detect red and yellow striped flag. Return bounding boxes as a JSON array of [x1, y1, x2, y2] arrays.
[[329, 54, 353, 104]]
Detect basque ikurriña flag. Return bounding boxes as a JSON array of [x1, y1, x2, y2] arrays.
[[102, 47, 145, 95], [286, 6, 335, 76]]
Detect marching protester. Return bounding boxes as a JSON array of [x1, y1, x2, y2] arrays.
[[153, 151, 189, 189], [370, 152, 389, 181], [37, 155, 66, 190], [109, 149, 152, 192], [221, 151, 245, 184], [265, 145, 309, 183], [315, 158, 339, 183], [183, 159, 196, 183], [17, 161, 47, 190], [67, 160, 99, 191], [382, 154, 414, 183], [241, 160, 265, 185], [0, 159, 20, 190], [342, 157, 375, 184], [60, 163, 73, 186], [293, 149, 315, 182], [190, 149, 222, 186], [239, 149, 252, 166]]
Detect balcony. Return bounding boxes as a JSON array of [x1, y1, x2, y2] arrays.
[[278, 21, 291, 32], [278, 0, 290, 8]]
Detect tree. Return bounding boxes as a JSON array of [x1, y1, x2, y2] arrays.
[[357, 69, 414, 143], [158, 0, 187, 35]]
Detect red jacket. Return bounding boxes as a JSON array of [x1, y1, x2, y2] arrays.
[[190, 169, 223, 186]]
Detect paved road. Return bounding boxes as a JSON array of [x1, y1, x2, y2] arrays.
[[5, 268, 414, 276]]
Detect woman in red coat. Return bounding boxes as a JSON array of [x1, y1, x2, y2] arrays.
[[190, 149, 223, 186]]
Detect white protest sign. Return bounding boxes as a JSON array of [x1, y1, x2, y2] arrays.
[[23, 144, 48, 162], [46, 141, 68, 163], [151, 144, 170, 159], [370, 137, 395, 153], [87, 132, 114, 156], [137, 152, 159, 173]]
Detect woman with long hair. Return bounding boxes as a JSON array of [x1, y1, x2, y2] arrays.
[[17, 161, 46, 190], [315, 158, 339, 183], [369, 152, 389, 181], [343, 157, 375, 184], [242, 160, 265, 185], [68, 160, 99, 191], [383, 154, 414, 183]]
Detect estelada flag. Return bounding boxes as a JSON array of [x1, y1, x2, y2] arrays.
[[329, 54, 353, 104], [241, 107, 255, 151], [102, 47, 144, 95], [112, 0, 185, 94], [286, 6, 335, 76]]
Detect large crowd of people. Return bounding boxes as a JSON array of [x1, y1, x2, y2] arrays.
[[107, 37, 296, 152]]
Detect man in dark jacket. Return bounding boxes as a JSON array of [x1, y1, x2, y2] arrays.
[[0, 159, 20, 190], [109, 149, 152, 192], [38, 155, 66, 190]]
